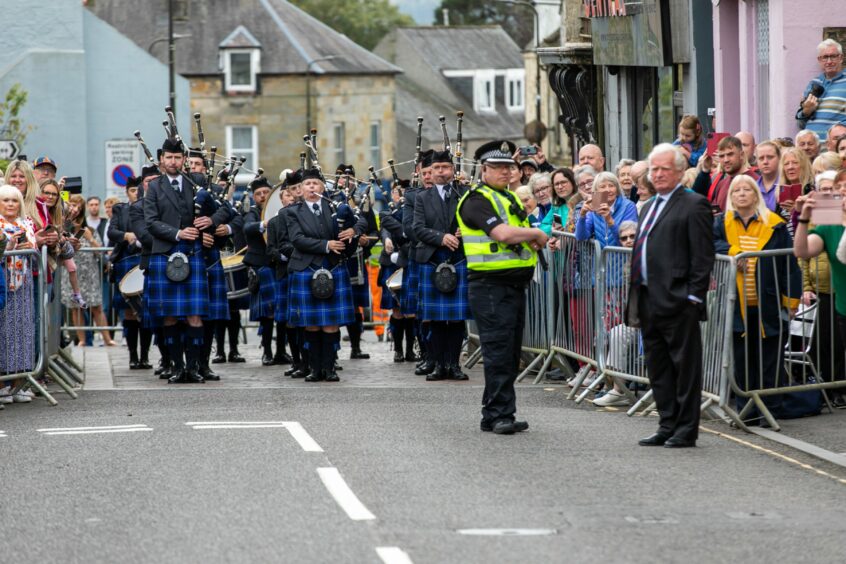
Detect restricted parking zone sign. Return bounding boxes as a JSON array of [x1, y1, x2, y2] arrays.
[[105, 140, 143, 199]]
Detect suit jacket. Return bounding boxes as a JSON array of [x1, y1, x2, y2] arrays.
[[129, 198, 154, 271], [402, 188, 419, 261], [107, 203, 140, 265], [266, 209, 294, 279], [625, 187, 714, 326], [378, 208, 407, 267], [287, 199, 339, 272], [412, 184, 466, 263], [242, 207, 271, 268]]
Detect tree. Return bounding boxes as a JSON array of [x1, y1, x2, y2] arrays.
[[0, 84, 33, 170], [290, 0, 414, 50], [433, 0, 534, 48]]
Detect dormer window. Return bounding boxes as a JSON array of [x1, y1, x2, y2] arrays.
[[474, 70, 495, 113], [219, 25, 261, 93]]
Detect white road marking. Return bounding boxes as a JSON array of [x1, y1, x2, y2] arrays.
[[317, 467, 376, 521], [376, 547, 414, 564], [185, 421, 323, 452], [0, 432, 6, 438], [456, 528, 557, 536], [37, 424, 150, 432], [40, 428, 154, 436]]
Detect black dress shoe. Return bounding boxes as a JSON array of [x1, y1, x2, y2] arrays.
[[129, 360, 141, 370], [492, 420, 516, 435], [200, 367, 220, 381], [211, 353, 227, 364], [155, 362, 171, 376], [324, 371, 340, 382], [334, 362, 343, 371], [664, 437, 696, 448], [167, 370, 188, 384], [184, 370, 205, 384], [305, 371, 324, 382], [448, 364, 469, 381], [406, 352, 421, 363], [350, 349, 370, 359], [638, 433, 671, 447], [262, 355, 276, 366], [273, 353, 293, 365], [415, 361, 436, 376], [426, 365, 447, 381], [481, 420, 529, 432], [138, 359, 153, 370], [228, 351, 246, 363], [292, 368, 309, 379], [393, 351, 405, 363], [284, 365, 300, 376]]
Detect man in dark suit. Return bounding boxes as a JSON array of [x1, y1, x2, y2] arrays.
[[412, 149, 471, 381], [625, 143, 715, 448]]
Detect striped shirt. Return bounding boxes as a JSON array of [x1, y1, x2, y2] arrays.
[[796, 70, 846, 142]]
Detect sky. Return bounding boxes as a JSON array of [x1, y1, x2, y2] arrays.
[[391, 0, 438, 25]]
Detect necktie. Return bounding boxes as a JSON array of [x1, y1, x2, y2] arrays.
[[444, 185, 452, 201], [630, 197, 664, 287], [312, 203, 321, 217], [171, 179, 180, 193]]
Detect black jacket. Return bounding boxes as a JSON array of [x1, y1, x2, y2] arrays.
[[287, 199, 340, 272], [266, 209, 294, 279], [243, 207, 270, 268], [412, 184, 466, 263], [107, 203, 140, 265], [402, 187, 419, 261], [378, 207, 408, 267], [129, 198, 154, 271]]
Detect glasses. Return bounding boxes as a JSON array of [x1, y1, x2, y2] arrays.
[[553, 181, 571, 188], [620, 234, 636, 242], [533, 185, 550, 194], [578, 180, 594, 188], [818, 54, 842, 62]]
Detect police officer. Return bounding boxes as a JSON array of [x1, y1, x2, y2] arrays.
[[456, 141, 548, 434]]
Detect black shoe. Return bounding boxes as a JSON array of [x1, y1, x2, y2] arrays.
[[211, 353, 227, 364], [184, 369, 205, 384], [426, 364, 447, 381], [200, 366, 220, 381], [492, 420, 516, 435], [481, 420, 529, 432], [664, 437, 696, 448], [273, 353, 293, 365], [350, 349, 370, 360], [292, 368, 309, 379], [324, 371, 340, 382], [415, 361, 436, 376], [305, 371, 324, 382], [167, 370, 188, 384], [228, 351, 246, 363], [262, 354, 276, 366], [334, 362, 343, 372], [638, 433, 671, 447], [158, 364, 174, 380], [448, 364, 469, 381], [284, 365, 301, 376], [545, 369, 568, 382], [394, 351, 405, 363], [406, 352, 421, 363], [415, 359, 427, 369], [155, 362, 171, 376], [129, 360, 141, 370], [138, 359, 153, 370]]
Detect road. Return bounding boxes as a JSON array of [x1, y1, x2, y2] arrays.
[[2, 339, 846, 563]]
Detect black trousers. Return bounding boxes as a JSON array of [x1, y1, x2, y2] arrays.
[[469, 281, 526, 424], [638, 287, 703, 442]]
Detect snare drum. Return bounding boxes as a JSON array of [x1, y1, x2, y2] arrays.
[[118, 266, 145, 316], [221, 254, 250, 300], [386, 267, 404, 301]]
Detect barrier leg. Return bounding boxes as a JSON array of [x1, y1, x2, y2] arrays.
[[47, 359, 80, 399], [53, 355, 84, 386], [25, 375, 57, 406], [627, 389, 653, 416], [531, 351, 556, 385], [516, 352, 545, 383], [736, 397, 755, 421], [566, 364, 594, 400], [752, 394, 781, 432], [57, 346, 83, 373], [464, 347, 483, 369], [575, 371, 607, 403], [641, 401, 657, 416], [721, 404, 751, 432]]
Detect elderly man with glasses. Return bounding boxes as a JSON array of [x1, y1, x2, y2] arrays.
[[797, 38, 846, 142]]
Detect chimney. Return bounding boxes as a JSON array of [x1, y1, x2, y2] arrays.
[[442, 8, 450, 26]]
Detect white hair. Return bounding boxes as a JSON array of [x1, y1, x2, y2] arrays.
[[647, 143, 687, 172], [816, 170, 838, 188], [592, 171, 623, 197], [795, 129, 820, 144], [614, 158, 636, 176], [0, 184, 25, 218], [817, 38, 843, 56], [618, 220, 638, 234], [574, 166, 597, 184]]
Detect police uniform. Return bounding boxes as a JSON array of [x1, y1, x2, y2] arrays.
[[456, 140, 540, 435], [286, 168, 356, 382], [412, 150, 470, 381]]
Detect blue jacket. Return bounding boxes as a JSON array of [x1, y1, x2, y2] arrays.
[[575, 196, 638, 248], [673, 138, 707, 168], [539, 203, 569, 236]]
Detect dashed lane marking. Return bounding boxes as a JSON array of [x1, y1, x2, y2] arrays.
[[317, 467, 376, 521], [37, 424, 153, 436], [456, 528, 557, 536], [376, 547, 414, 564], [184, 421, 324, 452]]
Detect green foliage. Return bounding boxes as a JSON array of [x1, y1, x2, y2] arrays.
[[434, 0, 534, 48], [0, 83, 33, 171], [290, 0, 415, 50]]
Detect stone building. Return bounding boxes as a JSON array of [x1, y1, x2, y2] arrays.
[[91, 0, 400, 183]]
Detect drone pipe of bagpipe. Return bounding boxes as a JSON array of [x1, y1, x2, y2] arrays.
[[310, 128, 317, 152], [470, 162, 478, 185], [438, 115, 451, 153], [300, 151, 307, 171], [193, 112, 205, 151], [162, 120, 172, 139], [206, 145, 217, 188], [133, 131, 158, 165], [303, 135, 321, 172], [165, 106, 181, 142], [455, 111, 464, 180]]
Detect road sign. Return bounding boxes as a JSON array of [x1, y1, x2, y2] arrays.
[[0, 140, 20, 160], [105, 140, 142, 198], [112, 164, 133, 187]]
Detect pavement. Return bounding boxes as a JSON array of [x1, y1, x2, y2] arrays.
[[2, 330, 846, 563]]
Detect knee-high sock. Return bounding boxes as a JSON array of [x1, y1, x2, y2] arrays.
[[275, 322, 287, 358], [227, 313, 241, 353], [448, 321, 466, 365], [297, 328, 309, 369], [164, 325, 184, 371], [419, 321, 430, 360], [390, 316, 403, 353], [305, 330, 322, 375], [215, 320, 227, 354], [155, 327, 170, 365], [260, 318, 274, 357], [185, 325, 205, 371], [323, 331, 341, 372], [124, 319, 139, 363], [405, 318, 416, 357], [139, 327, 152, 361], [347, 312, 364, 351], [201, 321, 216, 369]]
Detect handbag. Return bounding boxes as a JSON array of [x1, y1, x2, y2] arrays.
[[310, 267, 335, 300], [166, 252, 191, 283]]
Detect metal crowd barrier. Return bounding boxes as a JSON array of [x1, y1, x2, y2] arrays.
[[60, 246, 122, 335]]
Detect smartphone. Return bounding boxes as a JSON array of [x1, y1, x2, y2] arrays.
[[810, 193, 844, 225], [779, 184, 803, 203], [64, 176, 83, 194], [42, 225, 56, 233], [706, 132, 730, 157], [553, 213, 563, 225], [593, 190, 607, 208], [520, 146, 538, 156]]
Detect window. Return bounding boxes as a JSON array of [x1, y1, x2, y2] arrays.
[[474, 70, 495, 113], [225, 125, 258, 178], [369, 122, 381, 167], [224, 49, 259, 92], [332, 123, 346, 166], [506, 70, 525, 111]]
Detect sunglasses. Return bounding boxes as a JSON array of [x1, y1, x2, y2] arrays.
[[620, 234, 636, 242]]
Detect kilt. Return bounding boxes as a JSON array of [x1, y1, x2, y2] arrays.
[[400, 259, 420, 316], [347, 257, 370, 308], [379, 264, 399, 310], [249, 266, 276, 321], [146, 240, 209, 319], [111, 253, 141, 312], [273, 275, 289, 323], [140, 272, 160, 329], [418, 251, 471, 322], [205, 248, 229, 321], [287, 263, 355, 328]]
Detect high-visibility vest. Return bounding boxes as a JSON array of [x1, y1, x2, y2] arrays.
[[456, 184, 538, 271]]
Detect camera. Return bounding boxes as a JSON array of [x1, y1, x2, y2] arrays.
[[519, 146, 538, 156], [64, 176, 83, 194]]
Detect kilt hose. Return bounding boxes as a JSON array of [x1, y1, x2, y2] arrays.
[[287, 263, 355, 328], [417, 250, 471, 322], [379, 263, 399, 310], [146, 240, 209, 319], [205, 247, 229, 321], [111, 253, 141, 312], [273, 274, 289, 324], [400, 258, 420, 316], [249, 265, 276, 321]]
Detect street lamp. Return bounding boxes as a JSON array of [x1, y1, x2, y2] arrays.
[[147, 33, 191, 111], [496, 0, 542, 124], [305, 55, 339, 133]]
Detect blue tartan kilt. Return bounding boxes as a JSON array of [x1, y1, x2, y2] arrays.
[[350, 276, 370, 309], [273, 275, 289, 323], [400, 259, 420, 316], [205, 248, 229, 321], [379, 264, 399, 310], [287, 263, 355, 328], [140, 272, 161, 329], [146, 240, 209, 319], [249, 265, 276, 321], [111, 254, 141, 311], [418, 251, 471, 322]]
